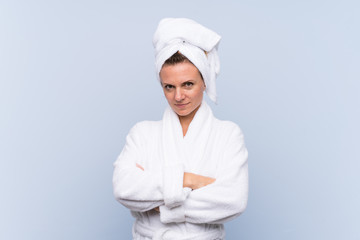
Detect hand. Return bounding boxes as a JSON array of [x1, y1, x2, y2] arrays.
[[183, 172, 216, 190], [136, 164, 160, 213], [136, 163, 144, 171]]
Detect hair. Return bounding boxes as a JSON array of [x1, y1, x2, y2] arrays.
[[162, 51, 204, 80], [163, 51, 191, 66]]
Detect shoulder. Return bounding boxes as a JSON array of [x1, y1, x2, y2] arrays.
[[213, 120, 248, 161], [213, 119, 245, 138], [131, 120, 162, 131], [127, 120, 162, 139]]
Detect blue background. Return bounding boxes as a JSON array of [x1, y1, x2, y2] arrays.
[[1, 0, 359, 239]]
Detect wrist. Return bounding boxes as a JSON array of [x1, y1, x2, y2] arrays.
[[183, 172, 194, 190]]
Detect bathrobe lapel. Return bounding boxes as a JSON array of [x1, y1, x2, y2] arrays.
[[162, 100, 214, 172]]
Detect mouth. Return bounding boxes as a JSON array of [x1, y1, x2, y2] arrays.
[[174, 103, 189, 108]]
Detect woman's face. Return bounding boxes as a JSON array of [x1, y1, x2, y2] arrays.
[[160, 61, 205, 119]]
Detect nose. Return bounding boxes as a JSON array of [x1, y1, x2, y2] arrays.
[[175, 88, 184, 102]]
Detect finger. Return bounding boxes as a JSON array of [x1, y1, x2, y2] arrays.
[[136, 163, 144, 171]]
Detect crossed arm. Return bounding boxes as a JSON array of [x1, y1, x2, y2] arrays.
[[135, 163, 215, 212], [113, 123, 248, 224], [137, 163, 214, 190]]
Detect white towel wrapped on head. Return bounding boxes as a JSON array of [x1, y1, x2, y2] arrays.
[[153, 18, 221, 103]]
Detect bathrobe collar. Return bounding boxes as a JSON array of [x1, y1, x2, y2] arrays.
[[162, 100, 214, 169]]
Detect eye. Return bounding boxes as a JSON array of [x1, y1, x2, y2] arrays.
[[164, 84, 174, 90], [184, 82, 193, 87]]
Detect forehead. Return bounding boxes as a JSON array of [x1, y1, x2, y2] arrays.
[[160, 62, 202, 84]]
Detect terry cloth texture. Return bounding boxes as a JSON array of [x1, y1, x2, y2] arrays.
[[113, 101, 249, 239]]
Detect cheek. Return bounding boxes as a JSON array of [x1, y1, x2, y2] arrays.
[[194, 88, 204, 99], [163, 91, 173, 101]]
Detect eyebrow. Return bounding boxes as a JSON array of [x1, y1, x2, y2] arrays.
[[161, 82, 173, 86], [162, 80, 195, 85], [182, 81, 194, 85]]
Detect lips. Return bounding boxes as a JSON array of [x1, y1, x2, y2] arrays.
[[175, 103, 189, 109]]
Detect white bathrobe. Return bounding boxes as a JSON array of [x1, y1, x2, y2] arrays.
[[113, 101, 248, 240]]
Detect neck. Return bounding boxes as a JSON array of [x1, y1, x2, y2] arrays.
[[178, 104, 201, 137]]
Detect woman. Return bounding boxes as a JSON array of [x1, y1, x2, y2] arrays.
[[113, 18, 248, 240]]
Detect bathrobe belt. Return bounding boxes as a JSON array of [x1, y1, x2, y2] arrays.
[[133, 220, 225, 240]]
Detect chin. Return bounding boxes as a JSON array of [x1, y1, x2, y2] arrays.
[[170, 106, 189, 116], [173, 110, 190, 117], [176, 107, 198, 118]]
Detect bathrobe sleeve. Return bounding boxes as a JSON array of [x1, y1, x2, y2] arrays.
[[159, 124, 249, 224], [113, 122, 164, 212]]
